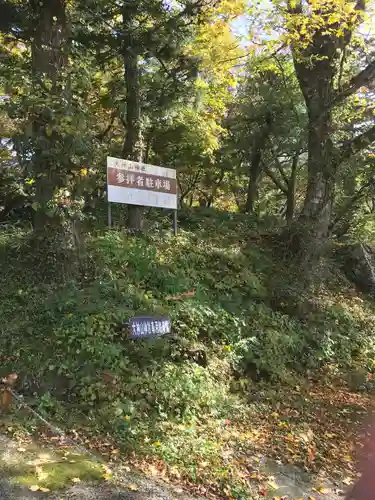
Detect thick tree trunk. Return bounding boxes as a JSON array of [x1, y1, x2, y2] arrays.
[[30, 0, 67, 233], [291, 112, 335, 256], [286, 37, 337, 259], [122, 11, 144, 233]]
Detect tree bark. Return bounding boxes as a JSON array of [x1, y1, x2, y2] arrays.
[[286, 154, 298, 225], [30, 0, 68, 233], [285, 21, 338, 258], [245, 114, 272, 214], [122, 9, 144, 233], [285, 0, 375, 260]]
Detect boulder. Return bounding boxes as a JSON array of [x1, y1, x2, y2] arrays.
[[340, 243, 375, 294]]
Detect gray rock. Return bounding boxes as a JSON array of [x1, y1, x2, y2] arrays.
[[339, 243, 375, 294]]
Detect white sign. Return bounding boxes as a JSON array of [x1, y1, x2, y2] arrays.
[[107, 157, 177, 209]]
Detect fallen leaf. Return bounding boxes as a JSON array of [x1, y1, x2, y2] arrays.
[[17, 447, 26, 452], [343, 477, 353, 485], [40, 487, 50, 493], [308, 497, 316, 500], [71, 477, 81, 483], [126, 483, 138, 491], [316, 485, 330, 494], [268, 480, 279, 489], [103, 466, 113, 481], [37, 471, 49, 481], [29, 485, 40, 492]]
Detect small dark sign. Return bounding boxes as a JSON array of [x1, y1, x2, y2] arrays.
[[127, 316, 171, 339]]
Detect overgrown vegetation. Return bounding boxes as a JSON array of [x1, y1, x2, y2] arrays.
[[2, 0, 375, 498], [0, 209, 374, 498]]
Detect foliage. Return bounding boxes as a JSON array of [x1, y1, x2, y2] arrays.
[[2, 0, 375, 496], [2, 210, 375, 496]]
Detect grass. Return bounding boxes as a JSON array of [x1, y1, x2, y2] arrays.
[[0, 425, 104, 492], [1, 207, 375, 498]]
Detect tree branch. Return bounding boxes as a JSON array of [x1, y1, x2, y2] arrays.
[[262, 162, 288, 194], [330, 178, 374, 231], [96, 113, 116, 140], [332, 59, 375, 108], [340, 124, 375, 162], [270, 148, 290, 186], [287, 0, 302, 13]]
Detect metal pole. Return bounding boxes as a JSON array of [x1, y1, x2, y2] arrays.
[[108, 202, 112, 228], [173, 209, 177, 236]]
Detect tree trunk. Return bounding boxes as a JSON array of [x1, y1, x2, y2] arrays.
[[245, 114, 272, 214], [286, 37, 337, 259], [30, 0, 67, 233], [122, 9, 144, 233], [290, 112, 335, 256], [286, 154, 298, 225]]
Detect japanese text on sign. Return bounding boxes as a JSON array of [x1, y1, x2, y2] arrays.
[[107, 157, 177, 209], [109, 168, 175, 194], [128, 317, 171, 339]]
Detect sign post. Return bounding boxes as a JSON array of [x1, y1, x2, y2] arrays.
[[108, 200, 112, 229], [107, 157, 178, 233], [173, 209, 178, 236]]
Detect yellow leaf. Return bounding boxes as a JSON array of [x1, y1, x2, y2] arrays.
[[268, 480, 278, 489], [111, 449, 120, 455], [40, 487, 50, 493], [317, 485, 330, 494], [308, 497, 317, 500], [103, 466, 113, 481], [37, 471, 49, 481], [126, 483, 138, 491], [152, 441, 161, 447], [71, 477, 81, 483], [29, 485, 40, 492]]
